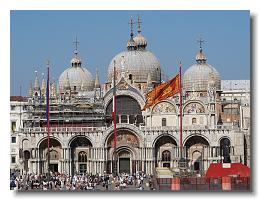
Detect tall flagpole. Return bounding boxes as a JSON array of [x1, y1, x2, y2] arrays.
[[46, 61, 51, 183], [113, 60, 117, 149], [179, 62, 183, 158], [112, 60, 117, 174]]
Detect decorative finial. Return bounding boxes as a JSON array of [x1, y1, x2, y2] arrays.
[[46, 59, 51, 67], [128, 16, 136, 38], [73, 36, 79, 55], [137, 14, 142, 34], [197, 37, 205, 50]]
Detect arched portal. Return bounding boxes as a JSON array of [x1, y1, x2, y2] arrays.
[[105, 95, 143, 126], [106, 129, 140, 174], [220, 137, 231, 163], [23, 150, 30, 173], [38, 138, 62, 174], [154, 135, 177, 168], [69, 136, 92, 175], [184, 136, 209, 173]]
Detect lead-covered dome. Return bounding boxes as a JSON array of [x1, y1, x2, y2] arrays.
[[59, 51, 94, 92], [107, 50, 161, 83], [183, 48, 221, 91]]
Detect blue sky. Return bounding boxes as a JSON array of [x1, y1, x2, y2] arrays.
[[10, 10, 250, 96]]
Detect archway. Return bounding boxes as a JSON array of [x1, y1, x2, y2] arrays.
[[105, 95, 143, 126], [106, 129, 139, 174], [184, 136, 209, 173], [69, 136, 92, 175], [154, 135, 177, 168], [220, 137, 231, 163], [38, 138, 62, 174]]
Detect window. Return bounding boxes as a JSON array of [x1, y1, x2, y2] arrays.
[[11, 122, 16, 132], [129, 74, 132, 80], [162, 118, 167, 126], [162, 150, 171, 161], [79, 164, 87, 174], [11, 156, 16, 163], [74, 86, 76, 91], [11, 137, 16, 143], [121, 115, 128, 123], [10, 105, 15, 111], [78, 151, 87, 162], [49, 150, 59, 160]]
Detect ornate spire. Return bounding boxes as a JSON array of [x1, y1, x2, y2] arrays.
[[147, 72, 152, 88], [196, 37, 207, 64], [65, 72, 70, 90], [134, 15, 147, 50], [34, 70, 40, 91], [28, 81, 33, 97], [127, 16, 137, 51], [41, 73, 46, 94], [95, 68, 101, 88]]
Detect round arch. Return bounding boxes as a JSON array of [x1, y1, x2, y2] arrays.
[[68, 135, 93, 147], [152, 133, 178, 148], [183, 100, 206, 114], [151, 100, 177, 114], [38, 137, 62, 149], [218, 136, 232, 145], [103, 125, 143, 148], [37, 136, 63, 149], [183, 135, 210, 147]]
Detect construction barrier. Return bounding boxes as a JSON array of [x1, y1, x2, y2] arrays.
[[171, 177, 180, 190], [156, 177, 250, 191], [222, 176, 231, 191]]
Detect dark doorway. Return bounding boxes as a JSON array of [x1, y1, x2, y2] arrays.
[[49, 164, 58, 172], [194, 162, 200, 171], [163, 162, 170, 168], [119, 158, 130, 174]]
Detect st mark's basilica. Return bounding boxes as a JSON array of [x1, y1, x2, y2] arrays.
[[10, 17, 250, 176]]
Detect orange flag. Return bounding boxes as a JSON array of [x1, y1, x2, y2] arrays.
[[142, 74, 180, 110]]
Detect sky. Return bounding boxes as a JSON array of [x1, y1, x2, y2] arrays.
[[10, 10, 250, 96]]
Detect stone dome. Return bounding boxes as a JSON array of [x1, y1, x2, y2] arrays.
[[183, 48, 221, 91], [59, 54, 94, 92], [107, 50, 161, 83]]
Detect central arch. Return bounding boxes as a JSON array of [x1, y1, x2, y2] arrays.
[[153, 134, 178, 169], [69, 136, 93, 175], [105, 129, 140, 174]]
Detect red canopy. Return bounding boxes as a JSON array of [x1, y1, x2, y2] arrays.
[[205, 163, 250, 178]]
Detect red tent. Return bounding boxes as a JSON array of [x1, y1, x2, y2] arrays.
[[205, 163, 250, 178]]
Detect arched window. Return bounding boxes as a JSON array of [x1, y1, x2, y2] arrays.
[[192, 117, 197, 125], [49, 150, 59, 160], [129, 74, 132, 81], [162, 150, 171, 161], [162, 118, 167, 126], [78, 151, 87, 162]]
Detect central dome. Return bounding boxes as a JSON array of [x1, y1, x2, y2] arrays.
[[107, 50, 161, 83]]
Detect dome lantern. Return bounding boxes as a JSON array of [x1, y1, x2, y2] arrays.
[[127, 17, 137, 51], [133, 15, 148, 50]]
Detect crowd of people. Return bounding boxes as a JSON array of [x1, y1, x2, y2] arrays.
[[10, 171, 155, 191]]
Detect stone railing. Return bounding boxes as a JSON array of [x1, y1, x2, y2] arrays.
[[20, 126, 106, 133]]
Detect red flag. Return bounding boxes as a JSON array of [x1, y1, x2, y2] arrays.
[[142, 73, 180, 110]]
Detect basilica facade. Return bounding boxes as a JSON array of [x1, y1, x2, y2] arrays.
[[10, 18, 250, 176]]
